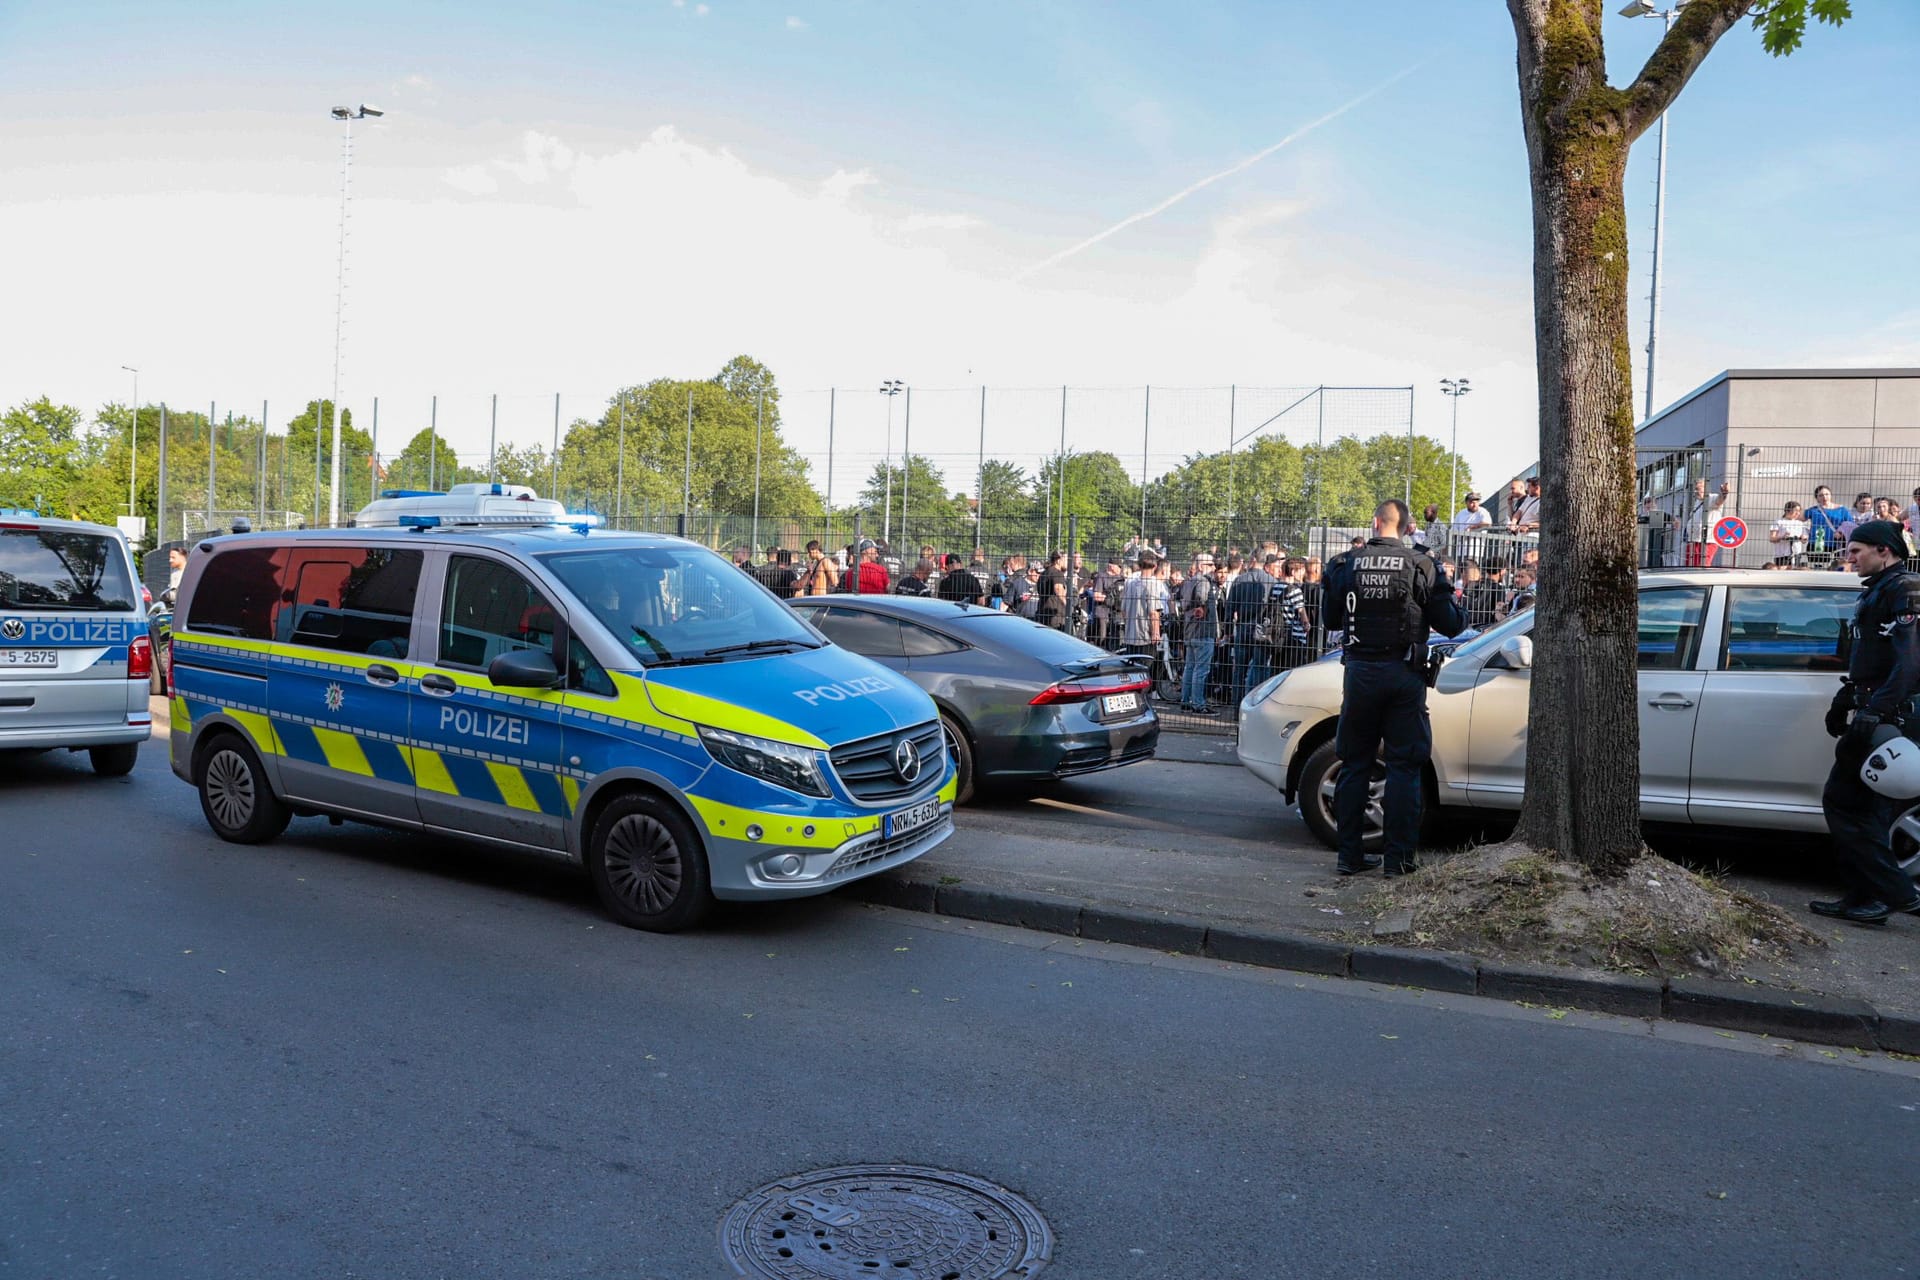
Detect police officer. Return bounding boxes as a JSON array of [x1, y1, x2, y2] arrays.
[[1322, 499, 1465, 877], [1814, 519, 1920, 924]]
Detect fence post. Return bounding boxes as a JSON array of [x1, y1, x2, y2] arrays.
[[852, 512, 864, 596], [156, 403, 168, 543], [1140, 385, 1150, 540], [370, 396, 379, 509], [208, 402, 217, 530], [488, 393, 499, 484], [615, 391, 626, 524], [900, 387, 912, 549], [752, 390, 763, 554], [683, 387, 694, 520], [551, 391, 561, 497], [825, 388, 836, 519], [976, 386, 986, 534], [1067, 514, 1079, 632], [676, 511, 688, 539], [428, 395, 438, 491], [1733, 442, 1747, 569], [259, 400, 268, 527]]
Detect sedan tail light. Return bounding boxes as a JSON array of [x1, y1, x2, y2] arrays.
[[128, 635, 153, 680], [1029, 676, 1150, 706]]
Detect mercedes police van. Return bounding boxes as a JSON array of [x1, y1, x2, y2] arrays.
[[166, 484, 956, 931], [0, 511, 154, 773]]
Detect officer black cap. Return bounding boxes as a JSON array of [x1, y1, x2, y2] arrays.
[[1849, 520, 1907, 557]]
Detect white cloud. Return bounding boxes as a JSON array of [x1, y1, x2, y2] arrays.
[[0, 124, 1540, 497], [786, 15, 807, 30], [695, 3, 710, 14]]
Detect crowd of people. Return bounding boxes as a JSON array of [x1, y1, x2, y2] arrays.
[[723, 527, 1549, 719]]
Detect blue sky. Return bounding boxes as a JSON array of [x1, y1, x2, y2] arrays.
[[1, 0, 1914, 498]]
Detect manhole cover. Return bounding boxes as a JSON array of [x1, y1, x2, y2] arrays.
[[719, 1164, 1052, 1279]]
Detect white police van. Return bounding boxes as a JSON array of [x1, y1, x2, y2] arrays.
[[168, 484, 957, 931], [0, 511, 154, 773]]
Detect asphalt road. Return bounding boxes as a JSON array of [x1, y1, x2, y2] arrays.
[[4, 738, 1919, 1279]]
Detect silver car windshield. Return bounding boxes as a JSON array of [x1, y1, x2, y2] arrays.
[[540, 544, 821, 666]]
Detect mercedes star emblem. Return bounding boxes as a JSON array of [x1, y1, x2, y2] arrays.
[[894, 737, 922, 783]]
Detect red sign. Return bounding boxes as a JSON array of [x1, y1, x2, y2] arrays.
[[1713, 516, 1748, 549]]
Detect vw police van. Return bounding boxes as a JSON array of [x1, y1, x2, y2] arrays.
[[0, 511, 153, 773], [167, 484, 956, 931]]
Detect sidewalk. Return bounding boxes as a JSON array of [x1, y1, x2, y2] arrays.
[[840, 755, 1920, 1053]]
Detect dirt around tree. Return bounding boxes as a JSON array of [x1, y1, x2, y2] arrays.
[[1366, 841, 1823, 977]]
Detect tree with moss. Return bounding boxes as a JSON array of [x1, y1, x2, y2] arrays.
[[1508, 0, 1850, 872]]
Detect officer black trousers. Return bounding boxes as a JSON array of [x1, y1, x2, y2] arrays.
[[1334, 658, 1430, 872], [1821, 753, 1920, 910]]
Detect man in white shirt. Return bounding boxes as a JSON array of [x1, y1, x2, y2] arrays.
[[1670, 478, 1732, 567], [1452, 492, 1491, 534]]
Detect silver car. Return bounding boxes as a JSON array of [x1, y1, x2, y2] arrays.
[[1238, 568, 1919, 872], [0, 514, 154, 774]]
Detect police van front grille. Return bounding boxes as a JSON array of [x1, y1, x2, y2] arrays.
[[830, 720, 944, 802]]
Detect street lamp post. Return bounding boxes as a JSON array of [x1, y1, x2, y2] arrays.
[[326, 103, 383, 526], [878, 379, 903, 544], [1620, 0, 1682, 420], [1440, 377, 1472, 518], [121, 365, 138, 518]]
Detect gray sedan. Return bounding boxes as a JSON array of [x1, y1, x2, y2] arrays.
[[790, 596, 1159, 803]]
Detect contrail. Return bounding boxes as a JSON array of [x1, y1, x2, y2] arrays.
[[1014, 61, 1427, 282]]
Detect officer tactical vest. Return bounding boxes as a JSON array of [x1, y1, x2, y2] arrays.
[[1345, 544, 1424, 656]]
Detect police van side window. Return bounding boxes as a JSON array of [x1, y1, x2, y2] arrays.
[[1637, 586, 1708, 671], [270, 547, 421, 656], [438, 556, 559, 670], [185, 546, 283, 639]]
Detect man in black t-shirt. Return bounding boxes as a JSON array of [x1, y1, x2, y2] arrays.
[[1035, 550, 1070, 629], [753, 547, 799, 598], [934, 553, 985, 605], [894, 559, 934, 597]]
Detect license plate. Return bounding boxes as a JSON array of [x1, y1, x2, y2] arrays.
[[0, 649, 55, 668], [1102, 692, 1139, 714], [883, 797, 942, 840]]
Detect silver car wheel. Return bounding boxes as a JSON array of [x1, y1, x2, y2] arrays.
[[1318, 763, 1385, 847], [602, 813, 684, 916], [1892, 805, 1920, 879], [204, 748, 256, 831]]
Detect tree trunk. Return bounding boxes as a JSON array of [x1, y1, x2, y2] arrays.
[[1509, 2, 1643, 875]]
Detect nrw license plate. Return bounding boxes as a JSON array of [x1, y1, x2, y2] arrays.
[[883, 797, 942, 840], [1102, 692, 1139, 714], [0, 649, 56, 668]]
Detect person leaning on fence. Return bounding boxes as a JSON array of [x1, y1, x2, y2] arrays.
[[1322, 498, 1465, 878], [1771, 502, 1810, 566]]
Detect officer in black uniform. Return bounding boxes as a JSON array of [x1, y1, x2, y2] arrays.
[[1815, 519, 1920, 924], [1322, 500, 1465, 877]]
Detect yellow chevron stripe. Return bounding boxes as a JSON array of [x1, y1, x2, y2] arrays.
[[413, 748, 459, 795], [311, 725, 374, 776], [226, 707, 283, 756], [170, 695, 191, 733], [561, 775, 581, 814], [486, 762, 541, 812]]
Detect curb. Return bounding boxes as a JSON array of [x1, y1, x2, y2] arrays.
[[841, 874, 1916, 1053]]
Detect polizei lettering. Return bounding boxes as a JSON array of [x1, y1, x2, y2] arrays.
[[16, 619, 135, 644], [793, 675, 893, 707], [439, 704, 531, 746]]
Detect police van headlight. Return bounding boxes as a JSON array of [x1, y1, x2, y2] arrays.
[[698, 726, 831, 798]]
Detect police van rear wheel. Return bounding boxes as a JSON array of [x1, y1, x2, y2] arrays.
[[196, 733, 291, 844], [589, 793, 713, 932]]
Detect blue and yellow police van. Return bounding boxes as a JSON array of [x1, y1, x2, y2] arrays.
[[167, 484, 956, 930], [0, 511, 153, 773]]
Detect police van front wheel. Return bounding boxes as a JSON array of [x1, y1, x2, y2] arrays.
[[588, 793, 714, 932], [1891, 804, 1920, 883], [196, 733, 291, 844]]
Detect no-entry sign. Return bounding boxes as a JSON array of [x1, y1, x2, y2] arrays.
[[1713, 516, 1748, 549]]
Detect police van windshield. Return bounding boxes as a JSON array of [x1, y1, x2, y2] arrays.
[[0, 528, 137, 611], [541, 545, 821, 666]]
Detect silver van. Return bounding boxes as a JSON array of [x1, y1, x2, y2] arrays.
[[0, 513, 154, 774]]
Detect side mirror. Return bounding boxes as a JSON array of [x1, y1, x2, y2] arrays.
[[1498, 635, 1534, 670], [488, 647, 561, 689]]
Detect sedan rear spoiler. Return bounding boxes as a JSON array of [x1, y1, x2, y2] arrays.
[[1062, 654, 1150, 675]]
